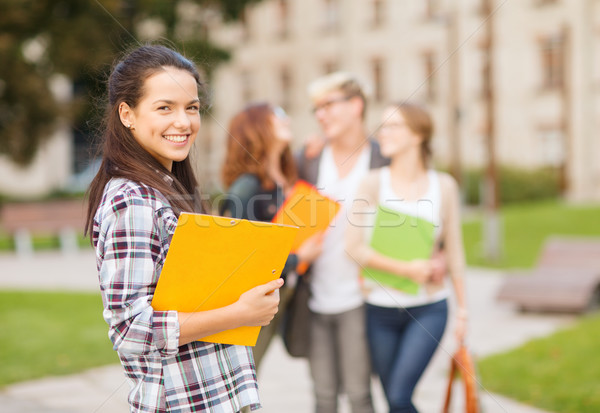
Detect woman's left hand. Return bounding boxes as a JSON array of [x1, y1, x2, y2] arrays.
[[429, 256, 446, 284]]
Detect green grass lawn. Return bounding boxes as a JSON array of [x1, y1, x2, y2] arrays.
[[0, 290, 118, 387], [463, 201, 600, 412], [462, 201, 600, 268], [1, 199, 599, 406], [0, 231, 91, 251], [478, 312, 600, 413]]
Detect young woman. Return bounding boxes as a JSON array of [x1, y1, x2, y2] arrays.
[[85, 45, 283, 412], [220, 103, 322, 368], [346, 102, 468, 413]]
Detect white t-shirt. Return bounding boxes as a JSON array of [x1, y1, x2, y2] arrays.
[[308, 145, 371, 314], [365, 167, 450, 308]]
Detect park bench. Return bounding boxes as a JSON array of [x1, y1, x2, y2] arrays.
[[0, 199, 87, 256], [496, 237, 600, 313]]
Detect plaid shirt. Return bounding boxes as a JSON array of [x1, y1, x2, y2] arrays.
[[93, 178, 260, 412]]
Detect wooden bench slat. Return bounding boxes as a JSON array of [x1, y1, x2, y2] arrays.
[[1, 200, 86, 234]]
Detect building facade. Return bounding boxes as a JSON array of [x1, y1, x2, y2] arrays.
[[198, 0, 600, 201], [2, 0, 597, 202]]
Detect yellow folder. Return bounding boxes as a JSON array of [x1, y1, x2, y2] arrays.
[[272, 180, 341, 252], [151, 213, 298, 346]]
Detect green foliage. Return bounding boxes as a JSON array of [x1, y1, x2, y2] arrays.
[[0, 49, 59, 165], [462, 166, 561, 205], [478, 312, 600, 413], [0, 290, 118, 386], [0, 0, 127, 165], [212, 0, 264, 20], [0, 0, 263, 166], [0, 230, 13, 250], [462, 201, 600, 268], [0, 230, 91, 252]]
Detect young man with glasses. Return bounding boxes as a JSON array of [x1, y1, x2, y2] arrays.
[[295, 72, 389, 413]]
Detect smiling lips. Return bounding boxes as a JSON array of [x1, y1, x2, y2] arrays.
[[163, 134, 189, 143]]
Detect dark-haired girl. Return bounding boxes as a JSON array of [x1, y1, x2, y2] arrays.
[[86, 45, 283, 412]]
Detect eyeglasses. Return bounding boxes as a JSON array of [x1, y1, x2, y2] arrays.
[[273, 106, 288, 120], [311, 95, 353, 114]]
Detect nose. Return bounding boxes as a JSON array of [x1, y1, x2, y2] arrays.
[[174, 108, 192, 129]]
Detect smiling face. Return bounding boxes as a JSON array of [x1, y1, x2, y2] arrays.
[[312, 90, 360, 141], [119, 66, 201, 171], [377, 106, 423, 159]]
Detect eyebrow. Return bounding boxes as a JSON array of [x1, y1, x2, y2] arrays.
[[152, 98, 201, 105]]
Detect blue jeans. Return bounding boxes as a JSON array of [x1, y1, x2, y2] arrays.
[[366, 300, 448, 413]]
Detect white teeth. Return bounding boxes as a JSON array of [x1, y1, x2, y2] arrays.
[[163, 135, 187, 143]]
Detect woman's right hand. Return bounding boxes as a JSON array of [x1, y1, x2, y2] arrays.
[[406, 259, 434, 284], [236, 278, 284, 327], [296, 232, 324, 264]]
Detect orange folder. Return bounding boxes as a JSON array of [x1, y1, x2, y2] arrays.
[[272, 180, 341, 252], [152, 213, 298, 346]]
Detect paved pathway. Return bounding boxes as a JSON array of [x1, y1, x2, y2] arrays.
[[0, 250, 576, 412]]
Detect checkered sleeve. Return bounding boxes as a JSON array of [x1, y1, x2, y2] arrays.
[[97, 190, 180, 358]]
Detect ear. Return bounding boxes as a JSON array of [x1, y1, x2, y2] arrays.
[[349, 96, 364, 118], [410, 131, 425, 149], [118, 102, 135, 129]]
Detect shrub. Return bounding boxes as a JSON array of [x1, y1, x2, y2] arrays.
[[461, 166, 561, 205]]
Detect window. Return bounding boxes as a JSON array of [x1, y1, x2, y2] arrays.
[[370, 0, 385, 28], [540, 34, 565, 90], [240, 70, 253, 104], [240, 9, 251, 41], [322, 0, 340, 33], [422, 51, 437, 102], [424, 0, 441, 20], [280, 66, 292, 110], [323, 60, 339, 75], [371, 58, 385, 102], [534, 0, 559, 6], [538, 127, 565, 167], [276, 0, 290, 39]]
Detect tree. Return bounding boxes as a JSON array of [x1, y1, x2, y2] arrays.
[[0, 0, 263, 166]]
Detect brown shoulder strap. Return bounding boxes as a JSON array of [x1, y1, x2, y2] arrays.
[[443, 352, 458, 413]]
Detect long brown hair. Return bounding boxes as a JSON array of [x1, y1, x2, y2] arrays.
[[221, 103, 297, 189], [85, 45, 205, 238]]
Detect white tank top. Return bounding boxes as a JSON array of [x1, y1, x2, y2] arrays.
[[365, 167, 450, 308], [308, 145, 371, 314]]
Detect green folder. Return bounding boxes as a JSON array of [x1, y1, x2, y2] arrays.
[[363, 205, 435, 295]]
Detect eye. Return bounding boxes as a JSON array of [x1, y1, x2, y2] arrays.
[[187, 105, 200, 112], [158, 106, 170, 111]]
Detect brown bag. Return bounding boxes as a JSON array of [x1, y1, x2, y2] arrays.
[[443, 344, 480, 413]]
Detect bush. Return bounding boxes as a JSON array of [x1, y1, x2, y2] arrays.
[[462, 166, 560, 205]]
